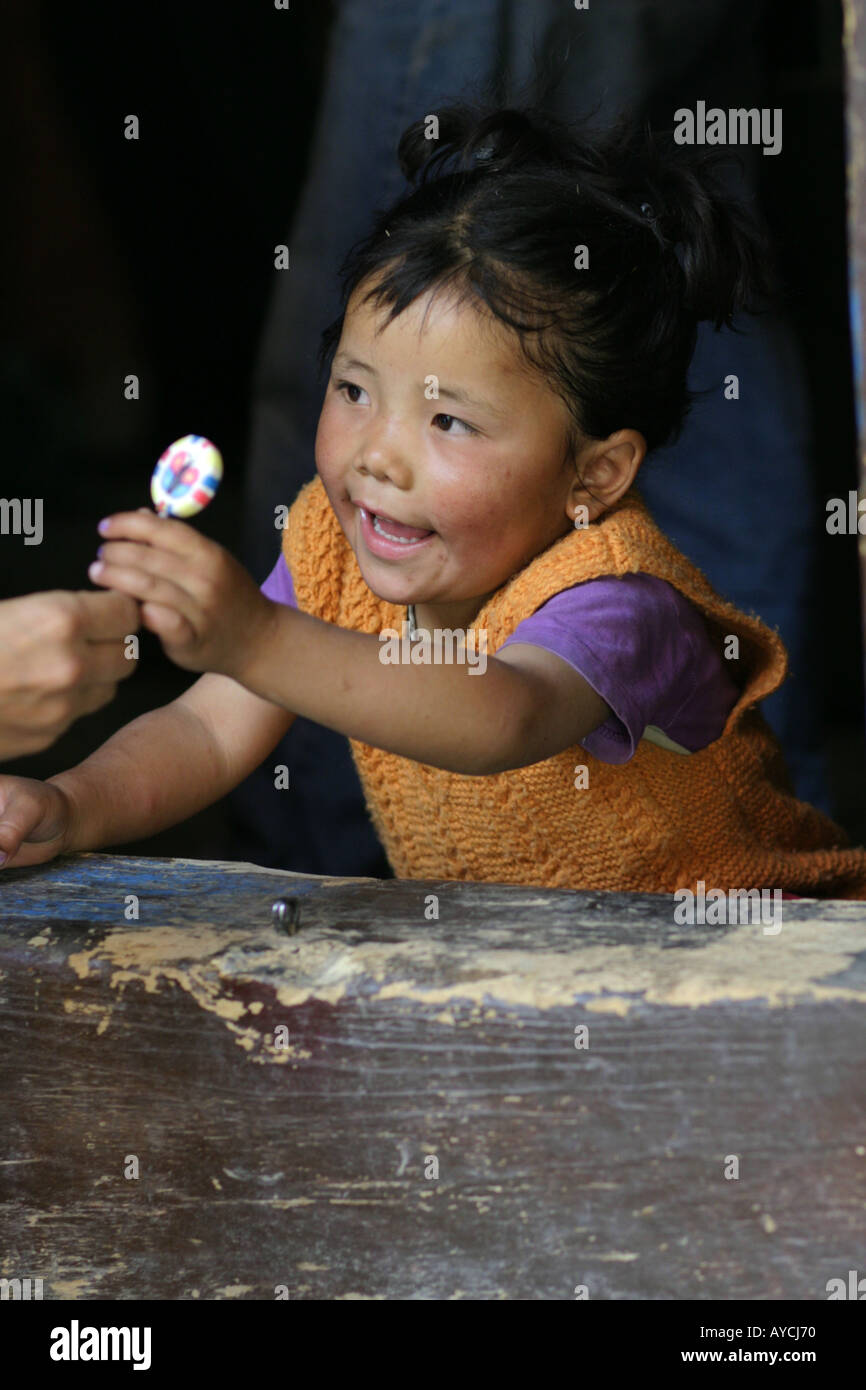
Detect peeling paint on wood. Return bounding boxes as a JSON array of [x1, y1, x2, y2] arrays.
[[1, 852, 865, 1299]]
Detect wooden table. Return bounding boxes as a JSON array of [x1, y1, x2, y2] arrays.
[[1, 853, 865, 1300]]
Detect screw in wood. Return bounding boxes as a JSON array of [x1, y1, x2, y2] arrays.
[[272, 897, 302, 934]]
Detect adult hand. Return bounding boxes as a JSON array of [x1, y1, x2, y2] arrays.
[[0, 590, 141, 758]]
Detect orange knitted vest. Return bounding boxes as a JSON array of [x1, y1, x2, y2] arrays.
[[282, 474, 866, 897]]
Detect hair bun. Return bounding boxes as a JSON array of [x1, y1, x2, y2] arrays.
[[398, 105, 567, 185]]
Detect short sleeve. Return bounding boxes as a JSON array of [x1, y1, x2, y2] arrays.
[[261, 554, 297, 607], [498, 574, 739, 764]]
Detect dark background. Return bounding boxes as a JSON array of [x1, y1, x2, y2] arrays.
[[1, 0, 863, 859]]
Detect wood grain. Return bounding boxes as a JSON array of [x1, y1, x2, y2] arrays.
[[1, 853, 864, 1299]]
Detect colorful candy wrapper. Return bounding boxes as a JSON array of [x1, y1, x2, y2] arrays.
[[151, 435, 223, 517]]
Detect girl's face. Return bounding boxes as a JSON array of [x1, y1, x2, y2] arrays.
[[315, 281, 579, 630]]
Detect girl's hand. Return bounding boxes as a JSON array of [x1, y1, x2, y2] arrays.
[[89, 511, 277, 682], [0, 776, 74, 869]]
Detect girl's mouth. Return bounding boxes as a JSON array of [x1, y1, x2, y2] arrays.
[[357, 504, 435, 557]]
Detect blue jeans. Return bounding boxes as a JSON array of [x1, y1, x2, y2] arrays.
[[228, 0, 829, 877]]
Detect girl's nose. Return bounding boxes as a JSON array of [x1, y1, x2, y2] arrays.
[[355, 430, 413, 489]]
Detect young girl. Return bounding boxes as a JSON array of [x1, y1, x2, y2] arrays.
[[2, 105, 865, 897]]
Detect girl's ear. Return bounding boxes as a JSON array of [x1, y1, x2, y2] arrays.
[[568, 431, 647, 520]]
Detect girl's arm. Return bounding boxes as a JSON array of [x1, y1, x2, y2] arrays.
[[89, 508, 610, 782], [49, 673, 294, 851], [237, 605, 609, 776]]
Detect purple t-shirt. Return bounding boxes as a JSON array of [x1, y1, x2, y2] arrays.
[[260, 555, 740, 764]]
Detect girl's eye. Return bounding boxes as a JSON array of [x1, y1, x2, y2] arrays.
[[335, 380, 368, 405], [433, 412, 478, 437]]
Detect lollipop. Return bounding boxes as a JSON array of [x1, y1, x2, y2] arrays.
[[151, 435, 223, 517]]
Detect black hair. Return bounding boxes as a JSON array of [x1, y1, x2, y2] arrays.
[[318, 103, 782, 461]]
